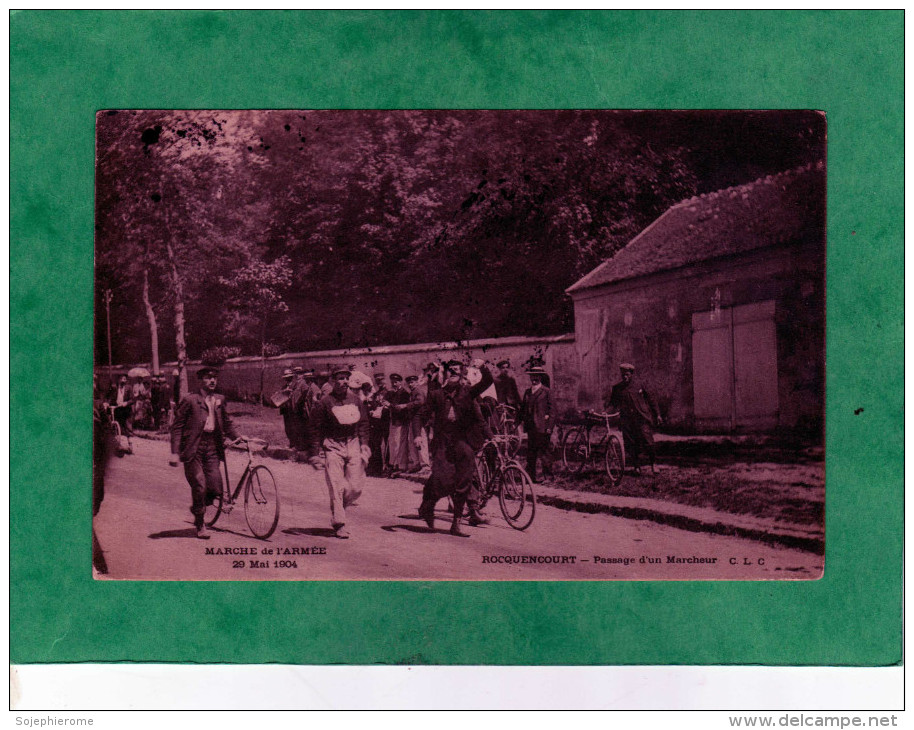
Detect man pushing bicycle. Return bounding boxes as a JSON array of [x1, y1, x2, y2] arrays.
[[169, 366, 248, 540]]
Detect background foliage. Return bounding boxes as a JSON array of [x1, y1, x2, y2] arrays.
[[95, 109, 824, 364]]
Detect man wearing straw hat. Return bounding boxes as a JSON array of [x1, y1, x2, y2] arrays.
[[519, 365, 554, 482]]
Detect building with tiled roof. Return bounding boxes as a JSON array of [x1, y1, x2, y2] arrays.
[[567, 162, 825, 433]]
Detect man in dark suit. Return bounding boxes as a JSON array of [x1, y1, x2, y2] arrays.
[[386, 373, 412, 472], [169, 366, 244, 539], [494, 359, 521, 408], [288, 366, 313, 454], [606, 363, 662, 475], [416, 359, 493, 537], [366, 372, 390, 476], [277, 368, 297, 447], [406, 374, 428, 472], [519, 366, 554, 482]]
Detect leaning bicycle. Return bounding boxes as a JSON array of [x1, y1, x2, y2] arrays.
[[561, 410, 625, 485], [474, 436, 536, 530], [205, 439, 280, 539]]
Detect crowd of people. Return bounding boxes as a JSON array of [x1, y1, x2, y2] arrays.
[[272, 358, 555, 481], [102, 371, 177, 440], [95, 354, 664, 544]]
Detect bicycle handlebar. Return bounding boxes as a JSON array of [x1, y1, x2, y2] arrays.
[[583, 409, 620, 420]]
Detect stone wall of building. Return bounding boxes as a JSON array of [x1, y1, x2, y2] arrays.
[[570, 241, 825, 434]]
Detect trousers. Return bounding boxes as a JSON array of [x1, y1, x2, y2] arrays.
[[421, 432, 484, 516], [525, 430, 554, 480], [389, 422, 419, 470], [323, 437, 365, 528], [411, 424, 430, 468], [184, 432, 223, 527], [367, 421, 388, 476], [621, 418, 656, 467]]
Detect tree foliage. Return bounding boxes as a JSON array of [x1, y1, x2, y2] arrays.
[[95, 110, 824, 364]]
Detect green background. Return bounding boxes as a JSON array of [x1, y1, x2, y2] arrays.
[[10, 10, 903, 665]]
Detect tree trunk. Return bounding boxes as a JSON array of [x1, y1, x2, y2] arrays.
[[260, 316, 267, 405], [165, 238, 188, 400], [142, 266, 161, 375]]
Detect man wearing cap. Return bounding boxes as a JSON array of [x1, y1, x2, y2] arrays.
[[365, 373, 390, 476], [417, 358, 494, 537], [405, 375, 427, 472], [519, 366, 554, 482], [288, 366, 315, 456], [319, 371, 333, 396], [277, 368, 297, 448], [150, 374, 169, 431], [309, 366, 370, 539], [494, 359, 521, 408], [386, 373, 412, 473], [304, 369, 323, 401], [423, 362, 442, 394], [606, 363, 663, 475], [169, 367, 244, 539]]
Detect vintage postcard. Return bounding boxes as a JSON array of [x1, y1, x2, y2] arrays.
[[93, 109, 825, 581]]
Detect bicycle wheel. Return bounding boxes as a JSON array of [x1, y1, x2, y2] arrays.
[[498, 463, 536, 531], [474, 445, 497, 510], [204, 492, 223, 527], [562, 427, 588, 474], [204, 463, 227, 527], [244, 465, 280, 539], [604, 435, 625, 486]]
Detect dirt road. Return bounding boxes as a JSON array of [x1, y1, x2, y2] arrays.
[[94, 439, 823, 581]]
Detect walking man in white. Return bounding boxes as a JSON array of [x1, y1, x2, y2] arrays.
[[309, 366, 370, 539]]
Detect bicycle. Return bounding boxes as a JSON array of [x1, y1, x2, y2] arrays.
[[473, 436, 536, 530], [205, 439, 280, 539], [481, 402, 521, 457], [102, 403, 132, 456], [561, 410, 625, 485]]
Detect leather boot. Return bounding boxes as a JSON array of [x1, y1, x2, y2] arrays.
[[450, 495, 471, 537], [467, 507, 489, 526], [418, 499, 436, 529]]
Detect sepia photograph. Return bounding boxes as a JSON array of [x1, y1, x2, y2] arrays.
[[93, 109, 826, 581]]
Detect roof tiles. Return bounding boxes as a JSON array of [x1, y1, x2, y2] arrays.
[[566, 161, 825, 294]]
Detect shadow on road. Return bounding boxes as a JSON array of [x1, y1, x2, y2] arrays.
[[282, 527, 337, 538], [148, 527, 200, 540], [381, 524, 440, 535]]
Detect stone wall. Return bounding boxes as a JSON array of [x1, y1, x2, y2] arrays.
[[570, 241, 825, 434], [104, 334, 579, 417]]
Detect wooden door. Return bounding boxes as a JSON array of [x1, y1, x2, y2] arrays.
[[692, 309, 734, 429], [692, 300, 778, 430]]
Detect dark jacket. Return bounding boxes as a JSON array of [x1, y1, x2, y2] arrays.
[[419, 366, 494, 451], [387, 386, 412, 425], [367, 387, 390, 426], [519, 385, 553, 434], [408, 387, 426, 425], [170, 390, 239, 462], [106, 383, 133, 408], [495, 374, 521, 407], [607, 380, 660, 425]]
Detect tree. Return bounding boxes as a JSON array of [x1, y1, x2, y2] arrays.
[[95, 110, 266, 397], [219, 256, 293, 403]]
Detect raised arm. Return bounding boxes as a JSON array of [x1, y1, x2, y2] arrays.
[[468, 361, 494, 400]]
